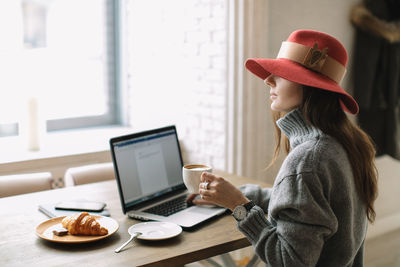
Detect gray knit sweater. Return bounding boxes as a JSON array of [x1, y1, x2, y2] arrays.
[[239, 109, 367, 267]]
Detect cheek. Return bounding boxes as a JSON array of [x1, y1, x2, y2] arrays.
[[289, 89, 303, 106], [286, 84, 303, 104], [272, 86, 302, 111]]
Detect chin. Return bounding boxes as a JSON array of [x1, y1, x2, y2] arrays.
[[270, 104, 282, 112]]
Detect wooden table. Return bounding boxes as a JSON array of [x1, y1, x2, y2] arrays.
[[0, 171, 270, 267]]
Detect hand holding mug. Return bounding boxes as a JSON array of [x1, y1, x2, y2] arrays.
[[182, 164, 212, 194], [193, 172, 249, 211]]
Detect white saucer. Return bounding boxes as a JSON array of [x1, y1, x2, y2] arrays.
[[128, 221, 182, 241]]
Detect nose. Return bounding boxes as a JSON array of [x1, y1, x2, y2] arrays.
[[264, 74, 276, 87]]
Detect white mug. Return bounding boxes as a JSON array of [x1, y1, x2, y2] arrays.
[[182, 164, 212, 193]]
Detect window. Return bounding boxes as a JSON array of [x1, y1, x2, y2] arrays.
[[0, 0, 119, 137]]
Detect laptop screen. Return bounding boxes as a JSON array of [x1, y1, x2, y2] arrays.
[[110, 126, 185, 212]]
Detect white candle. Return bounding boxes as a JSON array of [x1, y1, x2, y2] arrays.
[[27, 97, 40, 151], [20, 96, 45, 152]]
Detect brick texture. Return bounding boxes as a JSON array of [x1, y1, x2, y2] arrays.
[[125, 0, 227, 170]]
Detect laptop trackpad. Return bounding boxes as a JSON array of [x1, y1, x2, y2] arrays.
[[170, 206, 223, 218], [188, 206, 220, 215]]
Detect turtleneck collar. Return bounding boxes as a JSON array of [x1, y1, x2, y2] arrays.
[[276, 109, 322, 149]]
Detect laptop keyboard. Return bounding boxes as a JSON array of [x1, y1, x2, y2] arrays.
[[143, 195, 188, 217]]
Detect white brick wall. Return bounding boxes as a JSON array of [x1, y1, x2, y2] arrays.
[[180, 0, 227, 170], [125, 0, 228, 170]]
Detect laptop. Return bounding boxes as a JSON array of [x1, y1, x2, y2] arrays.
[[109, 125, 226, 229]]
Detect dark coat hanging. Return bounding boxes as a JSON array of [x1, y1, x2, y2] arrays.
[[351, 0, 400, 160]]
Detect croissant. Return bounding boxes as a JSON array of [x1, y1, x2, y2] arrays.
[[61, 212, 108, 236]]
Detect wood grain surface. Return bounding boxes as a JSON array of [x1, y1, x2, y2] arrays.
[[0, 170, 271, 267]]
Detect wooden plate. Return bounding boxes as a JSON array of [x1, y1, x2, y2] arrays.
[[36, 215, 119, 243]]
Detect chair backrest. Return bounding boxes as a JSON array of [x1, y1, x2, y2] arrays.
[[64, 162, 115, 187], [0, 172, 53, 198]]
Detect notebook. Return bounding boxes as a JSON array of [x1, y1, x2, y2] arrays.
[[109, 125, 226, 229]]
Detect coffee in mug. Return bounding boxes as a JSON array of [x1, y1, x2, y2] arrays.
[[182, 164, 212, 193]]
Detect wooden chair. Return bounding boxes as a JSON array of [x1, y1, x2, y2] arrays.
[[64, 162, 115, 187], [0, 172, 53, 198]]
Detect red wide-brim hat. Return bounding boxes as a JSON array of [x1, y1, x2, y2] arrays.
[[245, 29, 359, 114]]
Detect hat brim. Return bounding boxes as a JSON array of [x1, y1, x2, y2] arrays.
[[245, 58, 359, 114]]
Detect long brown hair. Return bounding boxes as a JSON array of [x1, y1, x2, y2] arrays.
[[268, 86, 378, 223]]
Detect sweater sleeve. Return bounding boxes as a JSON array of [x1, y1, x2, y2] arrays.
[[238, 174, 338, 267], [239, 184, 272, 212]]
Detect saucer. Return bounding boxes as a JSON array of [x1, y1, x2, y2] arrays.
[[128, 221, 182, 241]]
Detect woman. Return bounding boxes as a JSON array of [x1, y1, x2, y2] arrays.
[[188, 30, 378, 266]]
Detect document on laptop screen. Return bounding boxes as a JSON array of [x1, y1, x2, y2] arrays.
[[113, 130, 183, 205], [135, 143, 169, 194]]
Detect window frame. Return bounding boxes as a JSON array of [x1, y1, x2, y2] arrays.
[[0, 0, 122, 136]]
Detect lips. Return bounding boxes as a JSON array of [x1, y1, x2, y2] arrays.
[[270, 91, 277, 101]]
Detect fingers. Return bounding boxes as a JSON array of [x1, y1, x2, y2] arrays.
[[199, 181, 209, 190], [201, 171, 214, 182], [186, 193, 198, 203], [199, 188, 213, 197], [200, 172, 207, 182], [197, 173, 228, 207], [199, 173, 223, 197], [201, 172, 223, 186]]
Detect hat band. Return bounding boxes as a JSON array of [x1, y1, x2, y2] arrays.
[[277, 41, 346, 84]]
